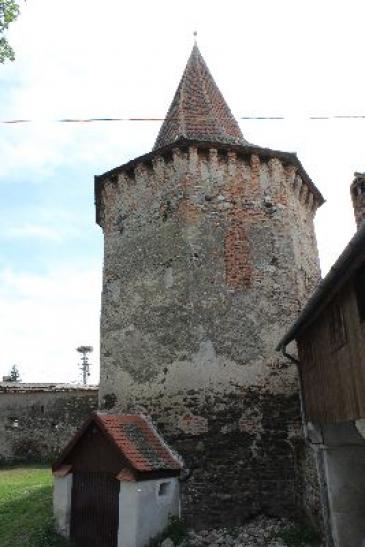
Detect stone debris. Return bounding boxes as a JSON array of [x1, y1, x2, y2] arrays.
[[179, 516, 290, 546]]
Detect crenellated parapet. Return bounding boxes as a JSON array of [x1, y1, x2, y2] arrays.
[[96, 139, 323, 234]]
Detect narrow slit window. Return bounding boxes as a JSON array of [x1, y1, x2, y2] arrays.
[[303, 340, 316, 369], [329, 302, 347, 349], [355, 263, 365, 322]]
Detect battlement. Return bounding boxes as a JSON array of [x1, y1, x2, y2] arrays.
[[95, 138, 323, 230]]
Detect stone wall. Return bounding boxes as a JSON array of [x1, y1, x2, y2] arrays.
[[351, 172, 365, 229], [97, 144, 321, 527], [297, 441, 323, 530], [0, 384, 98, 463]]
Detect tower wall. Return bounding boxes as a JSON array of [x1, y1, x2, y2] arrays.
[[351, 172, 365, 229], [97, 145, 321, 526]]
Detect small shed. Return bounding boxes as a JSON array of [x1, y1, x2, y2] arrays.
[[52, 412, 182, 547]]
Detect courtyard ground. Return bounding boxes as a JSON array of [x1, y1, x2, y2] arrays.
[[0, 466, 321, 546], [0, 465, 70, 547]]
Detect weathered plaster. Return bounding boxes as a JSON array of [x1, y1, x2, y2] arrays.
[[118, 478, 180, 547], [0, 386, 98, 463], [53, 474, 73, 538], [98, 146, 321, 526]]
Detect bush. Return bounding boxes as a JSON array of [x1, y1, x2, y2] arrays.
[[148, 516, 187, 546], [165, 516, 187, 545], [279, 523, 322, 546]]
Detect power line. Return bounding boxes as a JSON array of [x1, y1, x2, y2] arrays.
[[1, 115, 365, 124]]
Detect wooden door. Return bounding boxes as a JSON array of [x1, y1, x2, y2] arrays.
[[70, 472, 120, 547]]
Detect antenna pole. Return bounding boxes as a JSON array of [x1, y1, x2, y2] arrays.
[[76, 346, 93, 385]]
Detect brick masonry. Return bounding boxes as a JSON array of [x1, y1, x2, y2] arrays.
[[97, 145, 322, 528], [0, 385, 98, 463]]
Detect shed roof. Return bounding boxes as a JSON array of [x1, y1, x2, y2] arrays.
[[53, 412, 182, 475], [277, 221, 365, 350]]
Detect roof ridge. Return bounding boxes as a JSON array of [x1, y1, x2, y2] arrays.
[[194, 46, 222, 139]]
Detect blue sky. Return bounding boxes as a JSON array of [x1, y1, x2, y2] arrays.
[[1, 0, 364, 382]]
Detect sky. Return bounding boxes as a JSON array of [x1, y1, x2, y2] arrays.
[[0, 0, 364, 383]]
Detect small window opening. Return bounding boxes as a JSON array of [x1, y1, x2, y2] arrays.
[[329, 302, 347, 349], [303, 340, 316, 369], [355, 263, 365, 322], [158, 482, 171, 496]]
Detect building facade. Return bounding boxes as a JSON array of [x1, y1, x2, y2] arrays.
[[95, 45, 324, 527], [278, 180, 365, 547], [0, 382, 98, 463]]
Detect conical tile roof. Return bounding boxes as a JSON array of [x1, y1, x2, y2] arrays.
[[153, 44, 247, 150]]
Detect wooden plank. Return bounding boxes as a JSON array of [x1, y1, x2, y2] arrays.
[[71, 471, 119, 547], [298, 279, 365, 424]]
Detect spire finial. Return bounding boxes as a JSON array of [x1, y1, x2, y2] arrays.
[[193, 30, 198, 46]]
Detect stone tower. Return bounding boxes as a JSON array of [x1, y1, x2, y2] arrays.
[[351, 172, 365, 228], [95, 45, 324, 527]]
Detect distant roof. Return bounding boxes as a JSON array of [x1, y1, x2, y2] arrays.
[[277, 221, 365, 350], [0, 382, 98, 394], [54, 413, 182, 475], [153, 44, 247, 150]]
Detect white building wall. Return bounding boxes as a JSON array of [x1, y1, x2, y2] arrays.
[[324, 446, 365, 547], [118, 478, 180, 547], [53, 474, 73, 538], [118, 481, 138, 547], [321, 423, 365, 547]]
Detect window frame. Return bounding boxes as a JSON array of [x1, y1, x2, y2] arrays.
[[354, 263, 365, 323], [328, 301, 347, 350]]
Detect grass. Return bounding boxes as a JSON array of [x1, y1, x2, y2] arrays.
[[0, 465, 72, 547]]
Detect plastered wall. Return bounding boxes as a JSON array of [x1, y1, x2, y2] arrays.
[[97, 145, 321, 526], [0, 386, 98, 463]]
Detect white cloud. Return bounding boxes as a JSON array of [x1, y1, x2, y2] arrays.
[[1, 0, 365, 381], [0, 265, 101, 384], [4, 222, 70, 242]]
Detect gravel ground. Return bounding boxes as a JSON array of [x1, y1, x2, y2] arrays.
[[177, 516, 291, 546]]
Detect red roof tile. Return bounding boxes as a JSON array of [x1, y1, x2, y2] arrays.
[[53, 412, 182, 475], [153, 44, 247, 150], [98, 413, 182, 472]]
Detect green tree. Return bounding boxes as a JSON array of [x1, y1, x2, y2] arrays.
[[0, 1, 20, 63], [9, 364, 21, 382]]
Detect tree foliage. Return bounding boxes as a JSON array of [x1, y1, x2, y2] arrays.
[[9, 364, 21, 382], [0, 0, 20, 63]]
